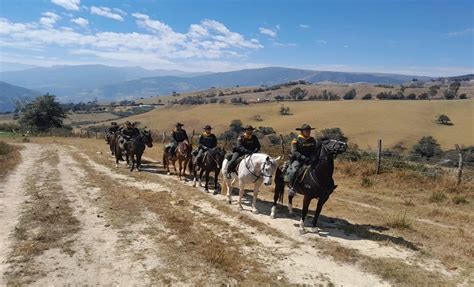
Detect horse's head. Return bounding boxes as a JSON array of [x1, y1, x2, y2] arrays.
[[211, 147, 226, 169], [141, 129, 154, 148], [262, 155, 281, 185], [178, 140, 192, 157], [321, 139, 347, 158]]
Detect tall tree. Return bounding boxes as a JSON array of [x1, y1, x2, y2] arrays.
[[19, 94, 66, 131]]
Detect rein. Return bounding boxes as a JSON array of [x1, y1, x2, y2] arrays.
[[244, 154, 272, 183]]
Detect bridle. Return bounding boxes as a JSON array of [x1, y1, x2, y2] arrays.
[[245, 154, 273, 183]]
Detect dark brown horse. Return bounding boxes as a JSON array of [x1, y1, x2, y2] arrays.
[[189, 147, 226, 193], [163, 140, 192, 179], [272, 139, 346, 233], [128, 129, 153, 171], [107, 132, 119, 156]]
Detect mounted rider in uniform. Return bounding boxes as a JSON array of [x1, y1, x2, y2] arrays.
[[118, 121, 140, 150], [285, 124, 322, 195], [195, 125, 217, 166], [105, 121, 119, 144], [226, 125, 261, 178], [168, 122, 189, 157]]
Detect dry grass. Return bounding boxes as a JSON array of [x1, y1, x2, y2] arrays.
[[4, 152, 80, 285], [99, 99, 474, 149], [71, 148, 286, 285], [26, 137, 474, 285], [0, 141, 21, 179]]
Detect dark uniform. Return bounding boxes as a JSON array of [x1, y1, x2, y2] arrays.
[[118, 122, 140, 150], [196, 129, 217, 165], [169, 123, 189, 156], [105, 122, 119, 144], [286, 125, 322, 189], [227, 126, 261, 176]]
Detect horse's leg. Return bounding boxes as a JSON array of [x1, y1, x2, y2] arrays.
[[136, 151, 142, 171], [199, 169, 205, 187], [288, 195, 295, 216], [251, 182, 261, 214], [213, 169, 219, 194], [204, 170, 210, 192], [238, 179, 246, 210], [271, 169, 285, 219], [311, 195, 329, 231], [192, 165, 197, 187], [130, 152, 135, 171], [300, 195, 312, 234]]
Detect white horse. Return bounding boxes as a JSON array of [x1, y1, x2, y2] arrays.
[[221, 153, 281, 213]]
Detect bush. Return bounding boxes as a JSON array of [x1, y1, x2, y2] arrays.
[[459, 94, 467, 99], [411, 136, 443, 159], [319, 127, 348, 142], [362, 94, 372, 100], [279, 106, 291, 115], [436, 114, 452, 125], [343, 88, 356, 100], [406, 93, 417, 100]]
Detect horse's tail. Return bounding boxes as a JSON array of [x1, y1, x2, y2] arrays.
[[274, 167, 285, 204]]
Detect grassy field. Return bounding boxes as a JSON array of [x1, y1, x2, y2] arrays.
[[110, 99, 473, 150]]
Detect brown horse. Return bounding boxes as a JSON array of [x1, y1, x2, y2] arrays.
[[163, 140, 192, 179]]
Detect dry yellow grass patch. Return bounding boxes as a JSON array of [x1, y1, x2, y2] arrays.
[[108, 99, 473, 149]]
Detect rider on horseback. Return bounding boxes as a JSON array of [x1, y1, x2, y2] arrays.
[[195, 125, 217, 166], [226, 125, 261, 179], [169, 122, 189, 157], [118, 121, 140, 149], [105, 122, 119, 144], [285, 124, 322, 195]]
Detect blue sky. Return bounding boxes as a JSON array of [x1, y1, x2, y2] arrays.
[[0, 0, 473, 76]]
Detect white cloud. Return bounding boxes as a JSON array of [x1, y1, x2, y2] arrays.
[[71, 17, 88, 28], [51, 0, 80, 11], [447, 27, 474, 37], [299, 24, 309, 29], [90, 6, 124, 21], [316, 39, 327, 45], [259, 27, 277, 37], [113, 8, 127, 16], [274, 42, 297, 47], [0, 15, 263, 69], [39, 12, 61, 27]]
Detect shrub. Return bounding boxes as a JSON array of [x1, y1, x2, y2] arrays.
[[459, 94, 467, 99], [319, 127, 348, 142], [436, 114, 452, 125], [362, 94, 372, 100], [343, 88, 356, 100], [411, 136, 443, 159], [429, 191, 447, 203]]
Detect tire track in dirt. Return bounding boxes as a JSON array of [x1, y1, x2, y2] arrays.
[[0, 144, 42, 285], [84, 150, 392, 286], [30, 146, 161, 286]]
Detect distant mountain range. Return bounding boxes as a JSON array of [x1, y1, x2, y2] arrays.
[[0, 64, 444, 107], [0, 81, 42, 112]]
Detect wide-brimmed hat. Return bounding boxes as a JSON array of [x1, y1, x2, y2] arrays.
[[296, 124, 315, 131], [203, 125, 212, 130], [176, 122, 184, 127], [244, 125, 255, 130]]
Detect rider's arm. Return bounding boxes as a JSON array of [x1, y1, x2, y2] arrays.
[[254, 135, 261, 152], [210, 134, 217, 148], [236, 136, 250, 154], [291, 139, 305, 161]]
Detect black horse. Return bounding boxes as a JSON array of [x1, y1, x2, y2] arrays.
[[272, 139, 347, 233], [190, 147, 226, 193], [114, 129, 153, 171], [107, 132, 119, 156]]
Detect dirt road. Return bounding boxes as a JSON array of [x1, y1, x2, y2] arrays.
[[0, 143, 460, 285]]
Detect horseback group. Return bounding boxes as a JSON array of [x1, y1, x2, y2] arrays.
[[106, 120, 347, 232], [105, 120, 153, 171]]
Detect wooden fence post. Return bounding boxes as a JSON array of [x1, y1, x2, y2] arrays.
[[376, 139, 382, 174], [279, 134, 285, 158], [162, 131, 166, 144], [455, 144, 463, 185], [95, 131, 98, 139]]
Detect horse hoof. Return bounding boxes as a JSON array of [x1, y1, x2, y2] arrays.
[[310, 227, 320, 233], [252, 209, 259, 214], [270, 213, 275, 219], [204, 189, 209, 193], [299, 228, 306, 235]]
